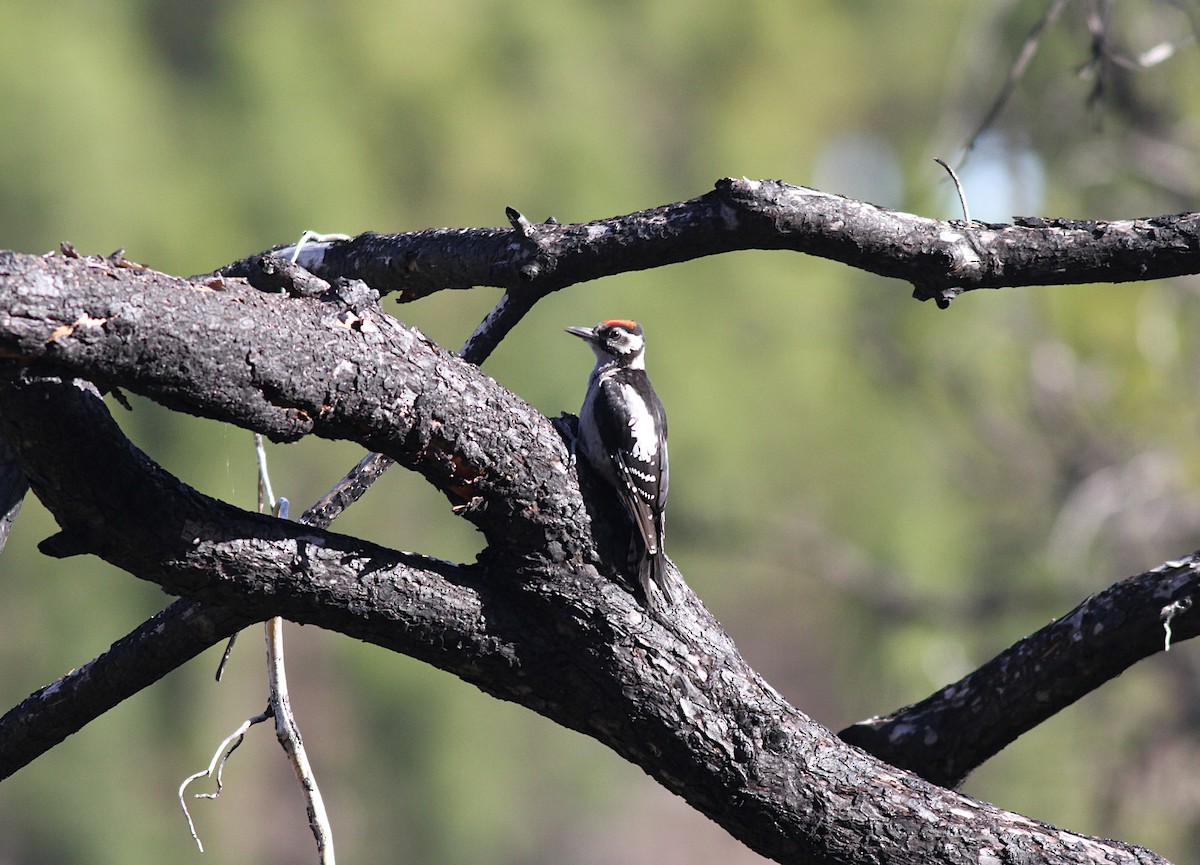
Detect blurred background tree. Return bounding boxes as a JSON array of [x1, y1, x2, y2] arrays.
[[2, 1, 1199, 863]]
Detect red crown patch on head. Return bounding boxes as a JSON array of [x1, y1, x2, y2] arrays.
[[603, 319, 639, 330]]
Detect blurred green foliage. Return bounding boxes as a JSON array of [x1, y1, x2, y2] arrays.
[[3, 1, 1200, 863]]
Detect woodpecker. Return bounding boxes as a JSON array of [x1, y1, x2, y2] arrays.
[[566, 319, 676, 607]]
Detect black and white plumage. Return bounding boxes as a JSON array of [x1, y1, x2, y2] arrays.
[[566, 319, 676, 607]]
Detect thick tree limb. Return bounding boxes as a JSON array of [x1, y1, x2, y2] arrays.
[[221, 178, 1200, 309], [0, 244, 1183, 861], [0, 372, 1171, 865], [841, 554, 1200, 788], [0, 249, 590, 560]]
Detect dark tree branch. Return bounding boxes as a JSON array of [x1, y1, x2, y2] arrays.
[[458, 281, 540, 367], [220, 178, 1200, 310], [0, 371, 1171, 865], [841, 554, 1200, 788], [0, 249, 588, 560]]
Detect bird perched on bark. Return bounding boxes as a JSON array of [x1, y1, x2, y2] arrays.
[[566, 319, 677, 608]]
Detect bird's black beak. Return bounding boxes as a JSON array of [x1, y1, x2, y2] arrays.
[[564, 325, 597, 342]]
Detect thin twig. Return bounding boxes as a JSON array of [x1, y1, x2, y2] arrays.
[[299, 450, 395, 529], [256, 438, 336, 865], [934, 158, 973, 227], [214, 633, 238, 682], [266, 615, 336, 864], [255, 441, 336, 863], [178, 708, 272, 852], [286, 230, 352, 266], [459, 284, 539, 366], [254, 432, 275, 514], [1161, 597, 1193, 652], [182, 436, 336, 861]]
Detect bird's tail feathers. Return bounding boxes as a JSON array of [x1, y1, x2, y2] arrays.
[[638, 548, 682, 611]]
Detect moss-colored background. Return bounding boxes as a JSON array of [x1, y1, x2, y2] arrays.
[[3, 2, 1200, 862]]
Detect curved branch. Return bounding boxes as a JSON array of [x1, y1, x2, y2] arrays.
[[221, 178, 1200, 309], [841, 555, 1200, 787], [0, 249, 590, 561]]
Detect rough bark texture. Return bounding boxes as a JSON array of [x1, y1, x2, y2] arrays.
[[3, 178, 1199, 863]]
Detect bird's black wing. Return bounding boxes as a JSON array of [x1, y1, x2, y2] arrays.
[[593, 376, 668, 554]]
